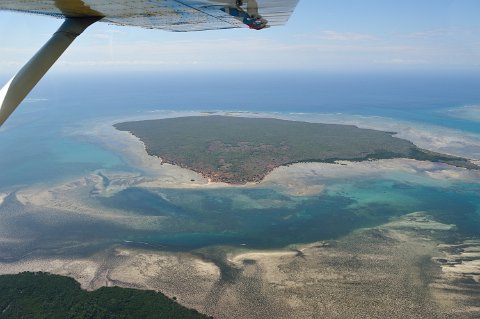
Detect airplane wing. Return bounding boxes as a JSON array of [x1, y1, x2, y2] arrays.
[[0, 0, 299, 31], [0, 0, 299, 126]]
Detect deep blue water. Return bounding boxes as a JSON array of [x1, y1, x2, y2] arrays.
[[5, 70, 480, 125], [2, 71, 480, 131]]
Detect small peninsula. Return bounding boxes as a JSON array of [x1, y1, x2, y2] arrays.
[[114, 116, 478, 184]]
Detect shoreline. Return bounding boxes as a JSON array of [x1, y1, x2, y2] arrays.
[[80, 110, 480, 189], [104, 132, 480, 191], [113, 115, 480, 184], [50, 112, 480, 199]]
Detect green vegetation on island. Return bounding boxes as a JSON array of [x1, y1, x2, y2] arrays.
[[0, 272, 210, 319], [114, 116, 478, 184]]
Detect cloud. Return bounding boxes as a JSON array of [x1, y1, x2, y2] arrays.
[[93, 33, 112, 40], [373, 58, 427, 65], [402, 29, 452, 39], [317, 30, 377, 41], [2, 25, 479, 73], [52, 35, 479, 72]]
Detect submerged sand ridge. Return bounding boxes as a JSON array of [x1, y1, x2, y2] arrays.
[[0, 212, 478, 319], [0, 193, 7, 206], [114, 116, 478, 184]]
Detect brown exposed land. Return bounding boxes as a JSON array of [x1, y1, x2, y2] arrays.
[[114, 116, 478, 184]]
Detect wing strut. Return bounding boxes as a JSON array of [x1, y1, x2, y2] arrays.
[[0, 17, 101, 126]]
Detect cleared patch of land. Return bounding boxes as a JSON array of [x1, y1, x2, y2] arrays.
[[114, 116, 478, 184]]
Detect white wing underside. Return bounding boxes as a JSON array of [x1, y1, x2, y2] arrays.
[[0, 0, 299, 31]]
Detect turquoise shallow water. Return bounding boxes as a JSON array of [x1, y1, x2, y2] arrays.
[[0, 71, 479, 252], [96, 177, 480, 250]]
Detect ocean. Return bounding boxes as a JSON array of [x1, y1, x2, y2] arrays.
[[0, 70, 479, 251]]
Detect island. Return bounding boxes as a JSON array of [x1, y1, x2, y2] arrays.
[[114, 116, 478, 184]]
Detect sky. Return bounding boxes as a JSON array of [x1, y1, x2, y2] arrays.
[[1, 0, 480, 75]]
